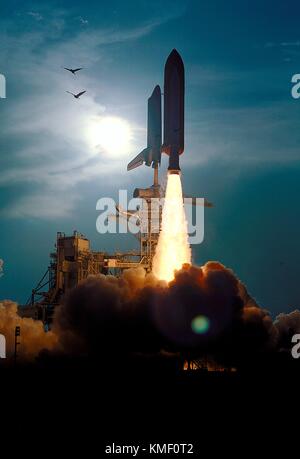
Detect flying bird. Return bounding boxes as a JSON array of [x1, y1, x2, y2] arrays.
[[63, 67, 83, 75], [66, 90, 86, 99]]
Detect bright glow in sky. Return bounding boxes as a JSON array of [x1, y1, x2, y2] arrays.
[[87, 116, 132, 157]]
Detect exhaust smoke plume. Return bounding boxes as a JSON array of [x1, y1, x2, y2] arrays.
[[1, 263, 299, 369], [0, 301, 58, 360], [152, 173, 191, 281], [52, 262, 300, 368]]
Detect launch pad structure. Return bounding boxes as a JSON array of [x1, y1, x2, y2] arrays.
[[19, 166, 162, 326]]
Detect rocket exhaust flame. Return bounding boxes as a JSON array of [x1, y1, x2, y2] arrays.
[[152, 173, 191, 282]]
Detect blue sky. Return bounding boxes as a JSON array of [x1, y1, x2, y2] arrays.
[[0, 0, 300, 315]]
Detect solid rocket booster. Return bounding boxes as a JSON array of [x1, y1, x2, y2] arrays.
[[162, 49, 185, 173]]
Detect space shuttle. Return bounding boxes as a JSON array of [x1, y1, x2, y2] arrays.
[[127, 85, 162, 171], [127, 49, 212, 206], [127, 49, 184, 174]]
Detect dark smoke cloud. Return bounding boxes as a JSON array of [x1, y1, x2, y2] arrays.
[[274, 310, 300, 352], [1, 262, 299, 369], [52, 262, 299, 368], [53, 268, 165, 358]]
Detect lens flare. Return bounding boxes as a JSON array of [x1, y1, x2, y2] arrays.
[[191, 315, 210, 334], [152, 173, 191, 281]]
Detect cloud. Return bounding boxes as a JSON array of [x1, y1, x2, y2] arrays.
[[185, 104, 300, 169], [184, 60, 300, 169], [263, 40, 300, 61], [0, 259, 4, 277], [281, 41, 300, 47], [0, 11, 173, 219], [264, 42, 276, 48], [0, 192, 80, 219], [27, 11, 44, 21], [78, 16, 89, 26], [265, 41, 300, 48]]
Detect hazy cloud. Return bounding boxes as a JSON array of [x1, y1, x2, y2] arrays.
[[0, 11, 173, 219], [1, 192, 80, 219], [27, 11, 44, 21], [185, 104, 300, 169], [265, 41, 300, 48], [78, 16, 89, 26]]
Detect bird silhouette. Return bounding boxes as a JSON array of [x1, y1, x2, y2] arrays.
[[63, 67, 83, 75], [66, 90, 86, 99]]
